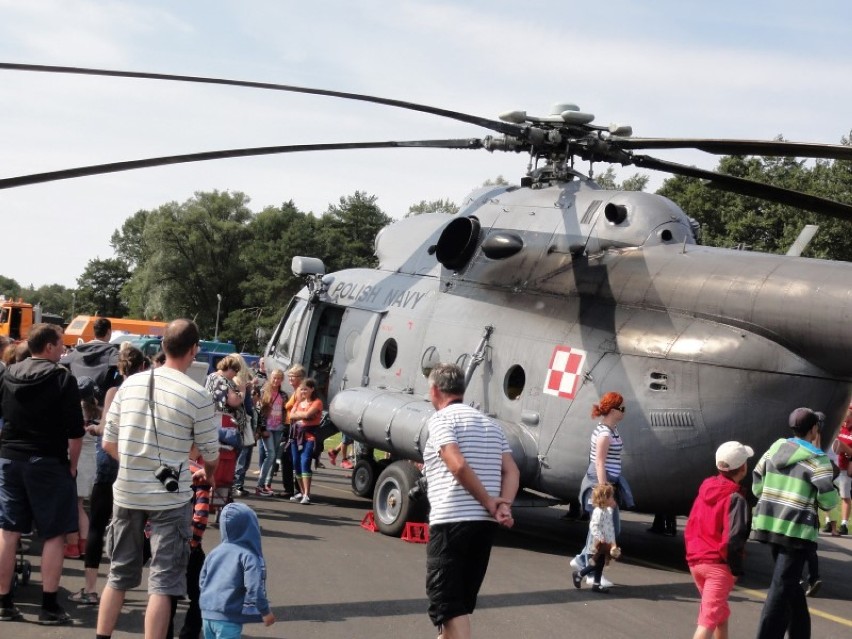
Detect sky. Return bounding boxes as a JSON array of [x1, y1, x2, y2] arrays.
[[1, 0, 851, 288]]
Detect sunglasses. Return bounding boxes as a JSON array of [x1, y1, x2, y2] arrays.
[[614, 406, 626, 413]]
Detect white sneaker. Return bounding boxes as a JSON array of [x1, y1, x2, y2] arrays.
[[289, 493, 303, 502], [300, 495, 311, 505], [586, 576, 614, 588], [569, 556, 584, 571]]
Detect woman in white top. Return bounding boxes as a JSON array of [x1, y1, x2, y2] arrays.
[[570, 391, 628, 588]]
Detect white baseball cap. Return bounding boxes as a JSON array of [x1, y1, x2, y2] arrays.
[[715, 441, 754, 471]]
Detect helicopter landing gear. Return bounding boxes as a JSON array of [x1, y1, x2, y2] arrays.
[[351, 450, 392, 499], [351, 458, 379, 498], [373, 461, 428, 537]]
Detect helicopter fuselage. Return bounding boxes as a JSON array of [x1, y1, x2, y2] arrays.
[[266, 180, 852, 514]]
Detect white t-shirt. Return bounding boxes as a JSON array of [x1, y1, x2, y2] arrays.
[[104, 367, 218, 510], [423, 402, 511, 526]]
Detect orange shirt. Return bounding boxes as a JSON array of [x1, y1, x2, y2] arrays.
[[290, 398, 323, 441]]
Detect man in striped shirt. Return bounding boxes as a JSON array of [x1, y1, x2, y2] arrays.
[[96, 319, 219, 639], [423, 364, 520, 639]]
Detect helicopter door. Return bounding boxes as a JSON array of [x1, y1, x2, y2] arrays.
[[327, 307, 383, 400], [267, 297, 310, 373], [300, 304, 346, 406]]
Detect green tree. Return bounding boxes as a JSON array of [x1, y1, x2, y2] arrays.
[[0, 275, 22, 299], [319, 192, 392, 271], [482, 175, 509, 186], [406, 198, 459, 217], [76, 258, 131, 317], [110, 209, 150, 269], [594, 167, 649, 191], [235, 201, 322, 349], [123, 190, 253, 335], [657, 140, 852, 261], [22, 284, 74, 320]]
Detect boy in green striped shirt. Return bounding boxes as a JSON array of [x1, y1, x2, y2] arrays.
[[752, 407, 839, 639]]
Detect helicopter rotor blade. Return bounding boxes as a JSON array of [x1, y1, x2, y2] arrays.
[[614, 137, 852, 162], [0, 139, 483, 190], [0, 62, 525, 139], [633, 155, 852, 222]]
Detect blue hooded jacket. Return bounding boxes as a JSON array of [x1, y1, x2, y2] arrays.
[[199, 502, 271, 623]]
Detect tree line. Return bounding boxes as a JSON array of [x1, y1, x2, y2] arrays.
[[2, 140, 851, 352]]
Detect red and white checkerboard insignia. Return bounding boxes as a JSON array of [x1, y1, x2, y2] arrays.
[[543, 345, 587, 400]]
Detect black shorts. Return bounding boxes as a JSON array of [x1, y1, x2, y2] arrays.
[[426, 520, 497, 627], [0, 456, 78, 539]]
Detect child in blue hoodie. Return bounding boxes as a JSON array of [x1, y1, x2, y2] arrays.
[[199, 502, 275, 638]]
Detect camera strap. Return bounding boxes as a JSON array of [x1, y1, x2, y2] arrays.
[[148, 368, 182, 477], [148, 367, 166, 467]]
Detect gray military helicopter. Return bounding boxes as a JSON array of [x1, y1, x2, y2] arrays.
[[3, 63, 852, 536]]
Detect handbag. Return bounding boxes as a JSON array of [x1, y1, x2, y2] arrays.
[[241, 421, 256, 447]]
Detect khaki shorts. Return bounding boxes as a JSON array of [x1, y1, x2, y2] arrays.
[[105, 502, 191, 596], [835, 472, 851, 499]]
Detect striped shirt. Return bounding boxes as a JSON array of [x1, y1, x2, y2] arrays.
[[423, 402, 511, 526], [104, 367, 219, 511], [589, 423, 623, 479]]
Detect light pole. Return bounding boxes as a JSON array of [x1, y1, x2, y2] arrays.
[[214, 293, 222, 341]]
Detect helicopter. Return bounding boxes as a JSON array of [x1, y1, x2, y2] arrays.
[[2, 62, 851, 536]]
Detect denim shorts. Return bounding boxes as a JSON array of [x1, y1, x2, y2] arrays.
[[202, 619, 243, 638], [105, 501, 192, 596], [0, 456, 78, 539]]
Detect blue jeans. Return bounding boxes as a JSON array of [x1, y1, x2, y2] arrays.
[[291, 438, 315, 478], [203, 619, 242, 639], [756, 543, 810, 639], [257, 430, 284, 488], [232, 445, 253, 490]]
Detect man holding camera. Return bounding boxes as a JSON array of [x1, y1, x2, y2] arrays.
[[96, 320, 219, 639]]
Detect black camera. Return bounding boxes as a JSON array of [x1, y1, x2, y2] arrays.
[[154, 464, 180, 492], [408, 476, 428, 502]]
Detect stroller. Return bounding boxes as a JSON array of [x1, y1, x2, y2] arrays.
[[208, 412, 240, 521]]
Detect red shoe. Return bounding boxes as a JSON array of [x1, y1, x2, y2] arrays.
[[64, 542, 81, 559], [341, 459, 354, 470], [328, 449, 338, 466]]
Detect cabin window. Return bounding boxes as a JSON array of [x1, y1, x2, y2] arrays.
[[504, 365, 526, 400], [380, 338, 398, 369]]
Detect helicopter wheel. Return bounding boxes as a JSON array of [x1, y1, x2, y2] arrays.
[[351, 458, 378, 498], [373, 461, 428, 537]]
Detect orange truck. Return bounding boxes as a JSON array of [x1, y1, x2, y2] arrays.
[[63, 315, 168, 347], [0, 297, 59, 341], [0, 298, 167, 347]]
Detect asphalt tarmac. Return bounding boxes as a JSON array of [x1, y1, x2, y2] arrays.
[[6, 462, 852, 638]]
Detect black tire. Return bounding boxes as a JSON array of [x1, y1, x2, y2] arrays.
[[373, 461, 428, 537], [21, 561, 31, 586], [351, 458, 378, 498]]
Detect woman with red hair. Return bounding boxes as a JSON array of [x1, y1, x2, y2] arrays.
[[570, 391, 633, 588]]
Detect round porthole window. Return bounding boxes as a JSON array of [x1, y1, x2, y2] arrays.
[[381, 338, 398, 369], [504, 365, 525, 400]]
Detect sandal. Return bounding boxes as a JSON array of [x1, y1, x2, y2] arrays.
[[69, 588, 99, 605]]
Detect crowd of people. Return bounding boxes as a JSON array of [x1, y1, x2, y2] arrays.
[[0, 322, 849, 639]]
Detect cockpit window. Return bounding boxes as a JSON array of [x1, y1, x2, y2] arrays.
[[273, 299, 307, 362]]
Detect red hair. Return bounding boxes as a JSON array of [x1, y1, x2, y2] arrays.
[[591, 391, 624, 418]]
